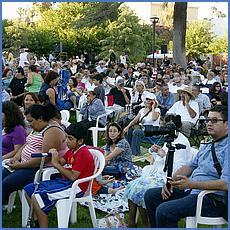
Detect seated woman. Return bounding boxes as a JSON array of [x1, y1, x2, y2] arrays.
[[123, 114, 193, 227], [64, 77, 80, 110], [208, 82, 223, 106], [38, 70, 60, 108], [2, 103, 67, 205], [2, 101, 26, 160], [25, 64, 44, 95], [79, 90, 106, 145], [124, 93, 161, 156], [103, 122, 133, 178], [131, 80, 149, 115]]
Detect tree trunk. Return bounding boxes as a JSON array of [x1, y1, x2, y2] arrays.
[[173, 2, 187, 68]]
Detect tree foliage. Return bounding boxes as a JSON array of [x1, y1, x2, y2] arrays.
[[2, 2, 226, 62], [186, 20, 214, 59], [209, 34, 228, 54], [99, 5, 153, 63]]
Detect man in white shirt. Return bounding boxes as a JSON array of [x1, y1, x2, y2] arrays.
[[167, 87, 199, 137], [96, 60, 107, 73], [168, 72, 185, 100]]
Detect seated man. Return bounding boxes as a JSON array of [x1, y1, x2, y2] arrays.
[[156, 83, 175, 116], [108, 78, 131, 120], [144, 105, 228, 228], [166, 87, 199, 137], [23, 123, 95, 228], [192, 84, 211, 116]]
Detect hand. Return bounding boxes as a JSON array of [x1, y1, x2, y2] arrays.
[[170, 175, 192, 190], [9, 157, 19, 164], [49, 148, 60, 166], [120, 87, 126, 94], [123, 126, 129, 134], [161, 183, 173, 200], [8, 161, 21, 169], [184, 94, 190, 105], [151, 101, 156, 110]]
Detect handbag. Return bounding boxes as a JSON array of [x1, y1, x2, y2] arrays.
[[98, 213, 127, 228]]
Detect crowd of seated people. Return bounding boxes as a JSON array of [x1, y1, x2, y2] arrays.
[[2, 52, 228, 228]]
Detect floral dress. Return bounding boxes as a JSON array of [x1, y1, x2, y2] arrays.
[[105, 138, 133, 173], [123, 132, 192, 208]]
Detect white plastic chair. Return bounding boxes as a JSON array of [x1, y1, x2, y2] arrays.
[[88, 109, 113, 147], [60, 110, 70, 123], [22, 149, 105, 228], [7, 190, 22, 214], [186, 190, 227, 228]]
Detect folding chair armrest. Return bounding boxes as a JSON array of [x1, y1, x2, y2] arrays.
[[95, 110, 112, 128], [41, 167, 60, 181], [196, 190, 219, 218]]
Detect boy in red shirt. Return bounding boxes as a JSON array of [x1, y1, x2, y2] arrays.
[[24, 123, 94, 228]]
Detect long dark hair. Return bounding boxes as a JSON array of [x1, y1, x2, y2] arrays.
[[2, 101, 25, 133], [106, 122, 124, 145]]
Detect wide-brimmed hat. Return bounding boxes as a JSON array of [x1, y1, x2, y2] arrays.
[[145, 93, 156, 100], [177, 87, 194, 99]]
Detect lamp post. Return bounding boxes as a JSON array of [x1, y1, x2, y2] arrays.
[[150, 16, 159, 69]]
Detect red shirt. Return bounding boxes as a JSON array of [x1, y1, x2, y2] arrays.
[[63, 146, 94, 192]]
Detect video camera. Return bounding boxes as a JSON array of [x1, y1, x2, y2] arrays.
[[143, 122, 177, 142]]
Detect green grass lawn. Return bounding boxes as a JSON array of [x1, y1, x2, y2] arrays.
[[2, 112, 227, 228]]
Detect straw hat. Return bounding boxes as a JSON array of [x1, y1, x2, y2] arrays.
[[177, 87, 194, 99]]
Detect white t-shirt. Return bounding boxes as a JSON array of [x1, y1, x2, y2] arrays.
[[138, 107, 161, 126], [19, 52, 29, 67], [146, 132, 192, 180], [168, 83, 186, 94], [167, 100, 199, 124]]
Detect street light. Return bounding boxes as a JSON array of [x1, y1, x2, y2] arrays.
[[150, 16, 159, 69]]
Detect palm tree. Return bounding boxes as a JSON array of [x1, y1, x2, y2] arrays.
[[172, 2, 187, 68]]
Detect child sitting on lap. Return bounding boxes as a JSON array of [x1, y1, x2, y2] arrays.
[[23, 123, 95, 228]]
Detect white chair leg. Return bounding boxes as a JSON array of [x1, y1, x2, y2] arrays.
[[135, 208, 139, 224], [92, 129, 98, 147], [186, 217, 197, 228], [21, 190, 30, 227], [70, 202, 77, 224], [56, 199, 71, 228], [88, 201, 97, 228], [7, 191, 17, 214], [18, 190, 22, 202]]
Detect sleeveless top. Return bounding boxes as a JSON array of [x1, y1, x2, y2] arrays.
[[27, 73, 43, 93], [38, 83, 57, 104], [21, 122, 67, 165]]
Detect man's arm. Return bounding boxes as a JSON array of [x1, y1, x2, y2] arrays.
[[172, 165, 193, 180], [171, 175, 228, 191]]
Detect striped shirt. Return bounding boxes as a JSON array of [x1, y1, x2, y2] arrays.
[[21, 131, 43, 163]]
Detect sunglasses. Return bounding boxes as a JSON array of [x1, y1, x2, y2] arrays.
[[205, 118, 227, 124]]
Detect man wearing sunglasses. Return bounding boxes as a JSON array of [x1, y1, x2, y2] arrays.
[[144, 105, 228, 227]]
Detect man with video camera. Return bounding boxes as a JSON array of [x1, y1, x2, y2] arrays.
[[144, 105, 228, 227]]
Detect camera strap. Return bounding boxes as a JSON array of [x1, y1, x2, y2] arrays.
[[211, 142, 222, 177]]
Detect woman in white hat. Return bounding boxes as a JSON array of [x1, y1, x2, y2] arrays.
[[124, 93, 161, 155]]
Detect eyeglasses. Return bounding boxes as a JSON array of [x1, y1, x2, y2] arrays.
[[205, 118, 227, 124]]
